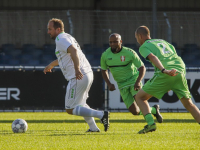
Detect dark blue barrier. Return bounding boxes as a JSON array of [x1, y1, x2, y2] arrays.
[[0, 66, 104, 110]]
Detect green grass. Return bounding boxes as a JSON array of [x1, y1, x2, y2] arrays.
[[0, 112, 200, 150]]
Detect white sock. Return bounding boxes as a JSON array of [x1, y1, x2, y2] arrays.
[[83, 116, 99, 131], [72, 105, 104, 119]]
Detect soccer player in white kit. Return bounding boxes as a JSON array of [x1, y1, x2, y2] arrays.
[[44, 18, 110, 132]]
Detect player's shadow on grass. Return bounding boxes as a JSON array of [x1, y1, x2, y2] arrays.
[[111, 119, 196, 123], [0, 130, 14, 135], [0, 119, 197, 123]]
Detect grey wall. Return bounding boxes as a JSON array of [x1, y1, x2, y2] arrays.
[[0, 0, 200, 11]]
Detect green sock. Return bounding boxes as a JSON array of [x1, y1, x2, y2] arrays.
[[139, 107, 156, 115], [151, 107, 156, 115], [144, 113, 155, 125]]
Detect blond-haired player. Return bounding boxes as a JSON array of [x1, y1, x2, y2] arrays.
[[44, 18, 110, 132]]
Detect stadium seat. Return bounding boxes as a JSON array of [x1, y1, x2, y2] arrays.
[[27, 59, 40, 66], [86, 54, 94, 61], [0, 54, 13, 65], [103, 43, 109, 50], [22, 44, 36, 50], [22, 44, 36, 54], [19, 54, 34, 65], [83, 44, 96, 54], [43, 44, 56, 55], [8, 59, 20, 66], [30, 49, 44, 59], [2, 44, 15, 51], [5, 49, 22, 58], [90, 59, 100, 66], [40, 54, 56, 65]]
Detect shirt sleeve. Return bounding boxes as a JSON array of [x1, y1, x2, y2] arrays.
[[139, 46, 152, 60], [131, 51, 144, 68], [100, 52, 108, 70], [56, 38, 72, 52]]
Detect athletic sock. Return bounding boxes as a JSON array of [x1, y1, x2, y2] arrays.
[[144, 113, 155, 125], [139, 107, 156, 115], [83, 116, 99, 131], [151, 107, 156, 115], [72, 105, 104, 119]]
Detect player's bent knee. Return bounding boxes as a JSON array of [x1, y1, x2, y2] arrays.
[[130, 111, 140, 115], [66, 109, 73, 115]]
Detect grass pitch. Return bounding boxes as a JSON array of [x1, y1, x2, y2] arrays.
[[0, 112, 199, 150]]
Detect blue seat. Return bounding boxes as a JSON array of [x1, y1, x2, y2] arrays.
[[43, 44, 56, 51], [8, 59, 20, 66], [90, 59, 100, 66], [30, 49, 43, 59], [22, 44, 36, 54], [43, 44, 56, 55], [0, 54, 13, 65], [19, 54, 34, 65], [103, 44, 109, 50], [83, 44, 96, 54], [93, 48, 103, 54], [2, 44, 15, 51], [40, 54, 56, 65], [23, 44, 36, 50], [5, 49, 22, 58], [86, 54, 94, 61], [27, 59, 40, 66]]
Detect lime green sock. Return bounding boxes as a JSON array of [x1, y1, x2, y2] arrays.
[[151, 107, 156, 115], [144, 113, 155, 125], [139, 111, 143, 115], [139, 107, 156, 115]]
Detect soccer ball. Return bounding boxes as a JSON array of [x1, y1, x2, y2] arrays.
[[11, 119, 28, 133]]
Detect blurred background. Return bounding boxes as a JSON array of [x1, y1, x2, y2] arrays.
[[0, 0, 200, 111], [0, 0, 200, 67]]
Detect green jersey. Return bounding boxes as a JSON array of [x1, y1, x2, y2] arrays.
[[139, 39, 185, 74], [101, 46, 144, 89]]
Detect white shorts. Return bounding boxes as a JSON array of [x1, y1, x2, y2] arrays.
[[65, 71, 93, 109]]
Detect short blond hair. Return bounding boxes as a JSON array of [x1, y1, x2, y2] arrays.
[[49, 18, 64, 32], [135, 26, 150, 36]]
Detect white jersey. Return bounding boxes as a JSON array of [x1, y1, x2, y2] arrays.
[[55, 32, 92, 81]]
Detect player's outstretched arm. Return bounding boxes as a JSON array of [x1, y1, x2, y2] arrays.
[[43, 59, 59, 74]]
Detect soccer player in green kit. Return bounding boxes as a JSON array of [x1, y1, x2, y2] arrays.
[[135, 26, 200, 134], [101, 33, 163, 122]]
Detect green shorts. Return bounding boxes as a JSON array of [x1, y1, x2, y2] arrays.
[[142, 73, 191, 99], [119, 82, 143, 109]]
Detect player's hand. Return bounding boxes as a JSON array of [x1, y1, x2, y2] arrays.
[[134, 82, 141, 91], [75, 69, 83, 80], [43, 65, 54, 74], [108, 84, 116, 91], [163, 69, 178, 76]]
